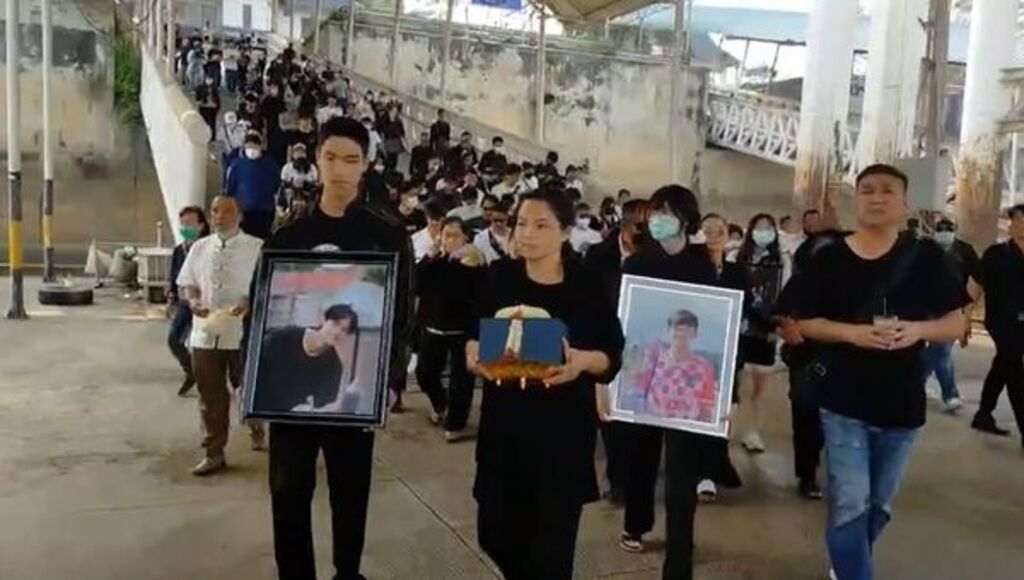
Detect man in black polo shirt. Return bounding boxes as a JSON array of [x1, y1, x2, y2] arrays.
[[793, 164, 969, 580], [259, 117, 412, 580], [971, 204, 1024, 441]]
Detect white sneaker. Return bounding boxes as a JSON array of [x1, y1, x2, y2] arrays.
[[829, 568, 838, 580], [697, 479, 717, 502], [742, 431, 766, 453], [944, 397, 963, 414], [191, 456, 226, 476], [444, 430, 467, 443], [407, 353, 418, 374]]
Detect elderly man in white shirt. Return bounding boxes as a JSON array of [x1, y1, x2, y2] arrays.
[[178, 196, 264, 476]]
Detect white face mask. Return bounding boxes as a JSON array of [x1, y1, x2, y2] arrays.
[[244, 147, 261, 160], [576, 216, 592, 229]]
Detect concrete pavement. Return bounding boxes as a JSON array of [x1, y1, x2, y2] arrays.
[[0, 277, 1022, 580]]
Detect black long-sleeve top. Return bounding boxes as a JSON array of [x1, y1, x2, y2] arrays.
[[167, 243, 189, 303], [471, 258, 625, 506], [415, 255, 485, 332]]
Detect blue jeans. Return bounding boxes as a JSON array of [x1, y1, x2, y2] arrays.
[[822, 410, 918, 580], [924, 341, 960, 402]]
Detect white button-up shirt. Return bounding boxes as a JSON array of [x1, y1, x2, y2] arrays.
[[177, 231, 263, 350], [474, 228, 509, 264]]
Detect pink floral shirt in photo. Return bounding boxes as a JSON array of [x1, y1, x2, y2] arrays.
[[633, 342, 718, 422]]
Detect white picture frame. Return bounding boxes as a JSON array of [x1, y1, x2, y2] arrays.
[[609, 275, 744, 438]]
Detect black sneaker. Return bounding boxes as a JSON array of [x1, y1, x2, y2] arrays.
[[971, 413, 1010, 436], [798, 479, 824, 500], [177, 376, 196, 397]]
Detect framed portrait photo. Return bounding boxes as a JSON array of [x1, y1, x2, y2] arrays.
[[241, 251, 399, 427], [609, 275, 744, 438]]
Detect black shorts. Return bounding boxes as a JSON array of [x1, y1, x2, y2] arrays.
[[741, 335, 776, 367]]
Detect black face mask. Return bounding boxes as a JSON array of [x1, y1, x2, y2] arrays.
[[294, 158, 310, 171]]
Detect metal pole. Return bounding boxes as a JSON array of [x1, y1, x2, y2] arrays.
[[313, 0, 323, 55], [271, 0, 278, 36], [735, 38, 750, 92], [6, 0, 26, 319], [767, 42, 781, 94], [42, 0, 55, 283], [345, 2, 357, 67], [390, 0, 402, 85], [440, 0, 455, 107], [668, 0, 685, 183], [155, 0, 165, 59], [165, 0, 174, 78], [535, 3, 546, 143]]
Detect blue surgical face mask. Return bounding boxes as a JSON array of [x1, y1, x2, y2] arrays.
[[752, 228, 776, 248], [934, 230, 955, 249], [648, 214, 682, 241]]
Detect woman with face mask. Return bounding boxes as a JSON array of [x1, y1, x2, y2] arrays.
[[167, 206, 210, 397], [619, 185, 718, 579], [280, 144, 319, 208], [195, 75, 221, 141], [734, 213, 783, 455]]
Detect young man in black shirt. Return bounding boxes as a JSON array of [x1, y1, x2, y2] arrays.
[[429, 108, 451, 153], [971, 204, 1024, 441], [793, 164, 969, 580], [258, 117, 412, 580]]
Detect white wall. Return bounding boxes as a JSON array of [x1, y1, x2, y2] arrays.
[[139, 45, 211, 244], [223, 0, 273, 31]]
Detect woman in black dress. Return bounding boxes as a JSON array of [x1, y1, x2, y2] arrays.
[[618, 184, 716, 580], [734, 213, 783, 454], [466, 188, 625, 579]]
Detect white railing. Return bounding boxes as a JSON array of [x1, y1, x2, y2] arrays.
[[707, 89, 859, 177], [707, 90, 802, 166]]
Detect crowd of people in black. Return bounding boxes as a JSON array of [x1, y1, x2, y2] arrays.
[[165, 32, 1024, 580]]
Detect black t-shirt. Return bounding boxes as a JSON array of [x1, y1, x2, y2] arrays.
[[942, 239, 981, 287], [401, 208, 427, 235], [980, 241, 1024, 342], [415, 256, 485, 332], [254, 326, 343, 411], [793, 237, 970, 428]]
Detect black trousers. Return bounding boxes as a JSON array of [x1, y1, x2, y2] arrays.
[[978, 338, 1024, 434], [663, 431, 700, 580], [242, 211, 275, 239], [789, 371, 823, 483], [199, 106, 218, 141], [269, 423, 374, 580], [477, 493, 583, 580], [415, 331, 474, 431], [167, 301, 193, 378], [600, 421, 628, 493], [622, 423, 664, 536]]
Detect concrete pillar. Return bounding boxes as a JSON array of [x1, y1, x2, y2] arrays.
[[346, 3, 357, 67], [957, 0, 1015, 249], [535, 5, 547, 143], [856, 0, 929, 168], [794, 0, 858, 219], [6, 0, 26, 319], [313, 0, 323, 55], [440, 0, 455, 107], [390, 0, 403, 86], [271, 0, 278, 36], [668, 0, 687, 182]]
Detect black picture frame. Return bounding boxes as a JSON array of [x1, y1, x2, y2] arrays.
[[241, 250, 399, 427]]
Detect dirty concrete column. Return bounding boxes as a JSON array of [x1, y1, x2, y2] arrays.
[[390, 0, 403, 86], [313, 0, 323, 55], [6, 0, 26, 319], [535, 3, 547, 143], [668, 0, 688, 183], [794, 0, 857, 219], [42, 0, 55, 283], [855, 0, 929, 167], [440, 0, 455, 107], [345, 3, 356, 67], [271, 0, 278, 36], [957, 0, 1015, 249], [925, 0, 951, 160]]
